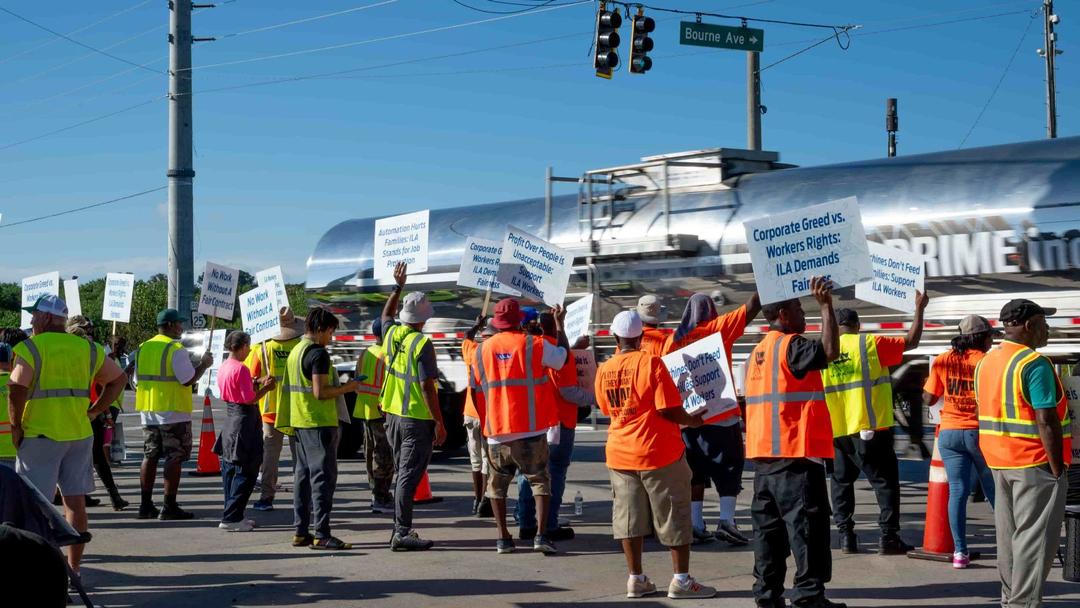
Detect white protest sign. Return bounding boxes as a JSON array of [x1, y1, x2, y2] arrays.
[[198, 262, 240, 320], [564, 296, 592, 346], [743, 196, 872, 305], [21, 271, 60, 329], [239, 285, 281, 345], [571, 349, 597, 398], [1064, 377, 1080, 464], [196, 329, 228, 399], [255, 265, 289, 311], [374, 210, 429, 281], [102, 273, 136, 324], [661, 332, 738, 418], [496, 224, 574, 307], [855, 241, 926, 314], [63, 279, 81, 317], [456, 236, 520, 296]]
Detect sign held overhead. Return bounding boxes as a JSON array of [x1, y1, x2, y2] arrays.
[[255, 265, 289, 311], [21, 271, 60, 329], [63, 279, 82, 318], [103, 273, 136, 324], [239, 285, 281, 345], [374, 210, 429, 281], [496, 224, 574, 307], [457, 236, 520, 296], [855, 242, 926, 314], [199, 262, 240, 320]]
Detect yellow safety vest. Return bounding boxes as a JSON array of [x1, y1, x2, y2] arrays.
[[380, 325, 432, 420], [134, 334, 193, 414], [0, 372, 14, 457], [353, 344, 386, 420], [821, 333, 895, 437], [276, 338, 338, 430], [12, 333, 104, 442], [245, 337, 301, 419]]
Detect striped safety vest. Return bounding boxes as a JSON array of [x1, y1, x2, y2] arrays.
[[0, 372, 14, 457], [134, 334, 193, 414], [473, 331, 558, 437], [820, 333, 895, 437], [380, 325, 433, 420], [353, 344, 387, 420], [276, 338, 338, 430], [12, 333, 104, 442]]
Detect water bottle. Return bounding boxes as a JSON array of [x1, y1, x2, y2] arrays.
[[574, 490, 583, 516]]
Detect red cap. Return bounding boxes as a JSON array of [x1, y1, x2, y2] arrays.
[[491, 298, 523, 330]]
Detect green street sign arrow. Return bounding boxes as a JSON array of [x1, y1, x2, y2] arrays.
[[679, 22, 764, 52]]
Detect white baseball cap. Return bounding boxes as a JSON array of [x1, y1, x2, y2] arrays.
[[611, 310, 643, 339], [23, 294, 68, 318]]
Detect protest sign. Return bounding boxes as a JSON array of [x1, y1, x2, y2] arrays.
[[374, 210, 429, 281], [198, 262, 240, 320], [21, 271, 60, 329], [855, 241, 926, 314], [661, 333, 738, 418], [743, 196, 872, 305], [239, 285, 281, 345], [496, 224, 574, 307], [571, 349, 597, 398], [1064, 377, 1080, 464], [196, 329, 228, 399], [255, 265, 289, 311], [63, 279, 81, 317], [564, 296, 592, 346], [103, 273, 136, 324], [456, 236, 520, 296]]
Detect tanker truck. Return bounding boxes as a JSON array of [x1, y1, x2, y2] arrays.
[[307, 136, 1080, 452]]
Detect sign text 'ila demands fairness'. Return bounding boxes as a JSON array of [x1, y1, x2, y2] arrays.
[[855, 241, 926, 314], [240, 285, 281, 345], [661, 333, 738, 419], [199, 262, 240, 320], [496, 225, 573, 307], [103, 273, 136, 323], [374, 210, 429, 280], [743, 197, 872, 305], [456, 236, 520, 296]]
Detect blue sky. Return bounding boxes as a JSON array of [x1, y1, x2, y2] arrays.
[[0, 0, 1071, 283]]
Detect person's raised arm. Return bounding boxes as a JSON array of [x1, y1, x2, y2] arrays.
[[744, 291, 762, 327], [904, 291, 930, 351], [464, 314, 486, 342], [185, 349, 214, 387], [812, 277, 839, 362], [382, 262, 408, 325], [552, 304, 570, 361]]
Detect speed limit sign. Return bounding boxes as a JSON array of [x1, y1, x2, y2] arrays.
[[191, 312, 206, 329]]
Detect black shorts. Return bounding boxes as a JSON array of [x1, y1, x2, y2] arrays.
[[681, 423, 745, 496]]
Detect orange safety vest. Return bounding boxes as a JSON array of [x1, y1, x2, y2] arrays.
[[744, 330, 833, 459], [473, 331, 558, 437], [975, 341, 1072, 469]]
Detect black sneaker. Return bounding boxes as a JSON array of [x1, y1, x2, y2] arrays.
[[794, 596, 847, 608], [496, 537, 516, 554], [391, 530, 434, 551], [714, 521, 750, 546], [476, 498, 493, 518], [840, 532, 859, 554], [159, 505, 195, 520], [518, 526, 537, 541], [878, 534, 913, 555], [84, 495, 102, 507], [548, 526, 575, 541], [137, 504, 160, 520]]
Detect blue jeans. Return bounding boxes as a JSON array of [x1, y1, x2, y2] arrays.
[[937, 429, 996, 553], [516, 425, 575, 531], [221, 461, 259, 523]]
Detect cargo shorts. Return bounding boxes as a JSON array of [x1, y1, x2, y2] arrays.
[[486, 434, 550, 499], [143, 422, 193, 465], [609, 455, 693, 547]]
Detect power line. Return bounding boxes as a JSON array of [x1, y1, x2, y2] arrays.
[[0, 5, 163, 74], [958, 10, 1040, 148], [219, 0, 401, 38], [450, 0, 568, 15], [610, 2, 855, 31], [0, 0, 154, 66], [13, 56, 166, 108], [0, 96, 162, 152], [857, 9, 1033, 37], [759, 27, 855, 72], [0, 186, 166, 229]]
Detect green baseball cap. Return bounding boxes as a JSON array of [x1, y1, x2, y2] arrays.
[[156, 308, 184, 325]]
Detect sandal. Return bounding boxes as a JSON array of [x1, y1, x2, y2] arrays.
[[310, 536, 352, 550], [292, 534, 314, 547]]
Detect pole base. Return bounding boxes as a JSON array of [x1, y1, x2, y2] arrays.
[[907, 549, 981, 562]]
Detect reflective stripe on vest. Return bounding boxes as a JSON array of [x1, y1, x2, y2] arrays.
[[0, 373, 13, 457], [742, 336, 825, 456], [474, 335, 549, 431], [21, 338, 96, 400], [380, 326, 431, 420], [13, 333, 102, 441], [280, 338, 338, 428], [475, 332, 556, 436], [821, 334, 894, 436]]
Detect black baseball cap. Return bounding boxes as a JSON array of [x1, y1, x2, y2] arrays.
[[835, 308, 860, 327], [999, 299, 1056, 325]]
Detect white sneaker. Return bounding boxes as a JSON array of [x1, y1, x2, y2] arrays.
[[667, 576, 716, 599], [219, 520, 255, 532], [627, 575, 657, 598]]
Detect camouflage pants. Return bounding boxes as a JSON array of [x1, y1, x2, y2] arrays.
[[363, 418, 395, 504]]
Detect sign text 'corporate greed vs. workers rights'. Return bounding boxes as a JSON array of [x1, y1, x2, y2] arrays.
[[456, 236, 520, 296], [662, 332, 739, 419], [239, 285, 281, 344], [496, 225, 573, 307], [855, 241, 926, 314], [103, 272, 136, 323], [199, 262, 240, 320], [373, 210, 429, 281], [21, 271, 60, 329], [743, 197, 872, 305]]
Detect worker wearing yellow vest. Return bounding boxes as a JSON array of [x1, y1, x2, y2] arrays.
[[246, 307, 304, 512], [471, 297, 570, 556], [975, 299, 1072, 608], [353, 316, 395, 513], [7, 295, 127, 577], [133, 309, 214, 521], [0, 342, 15, 467], [276, 308, 362, 550], [379, 262, 446, 551], [820, 296, 927, 556]]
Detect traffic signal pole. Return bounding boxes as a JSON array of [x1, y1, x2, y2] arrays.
[[747, 50, 761, 150], [167, 0, 195, 321]]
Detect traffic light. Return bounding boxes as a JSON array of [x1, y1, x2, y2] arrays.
[[593, 3, 621, 79], [629, 10, 655, 74]]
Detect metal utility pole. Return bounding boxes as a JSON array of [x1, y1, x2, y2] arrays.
[[167, 0, 195, 322], [1039, 0, 1060, 138], [747, 50, 761, 150], [886, 98, 898, 157]]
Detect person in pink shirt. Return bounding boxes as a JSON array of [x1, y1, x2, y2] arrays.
[[215, 331, 276, 532]]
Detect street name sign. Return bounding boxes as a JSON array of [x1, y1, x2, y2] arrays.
[[680, 22, 764, 52]]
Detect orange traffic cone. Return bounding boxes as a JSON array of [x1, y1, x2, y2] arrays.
[[413, 470, 442, 504], [191, 388, 221, 476], [908, 427, 977, 562]]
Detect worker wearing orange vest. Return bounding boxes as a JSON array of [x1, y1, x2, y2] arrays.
[[637, 295, 669, 357], [744, 278, 844, 608], [462, 315, 495, 517], [975, 299, 1072, 608], [663, 291, 761, 546], [470, 297, 570, 555]]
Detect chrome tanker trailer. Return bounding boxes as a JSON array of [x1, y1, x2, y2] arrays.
[[308, 137, 1080, 451]]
